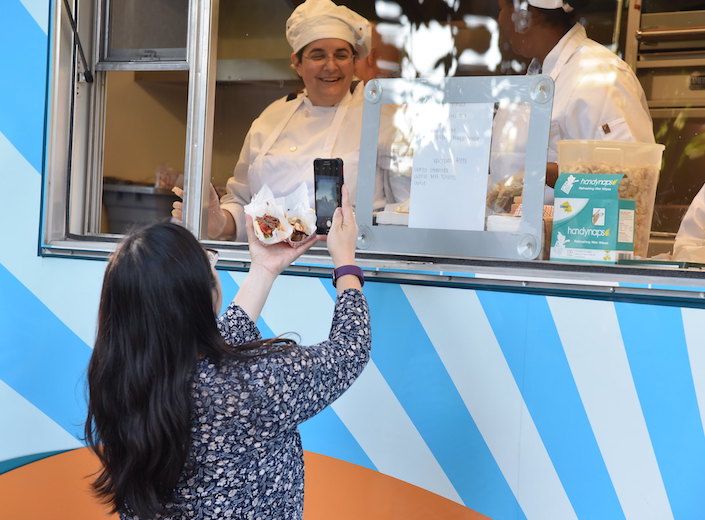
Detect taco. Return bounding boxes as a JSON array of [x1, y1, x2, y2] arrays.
[[288, 217, 309, 242], [255, 214, 282, 239]]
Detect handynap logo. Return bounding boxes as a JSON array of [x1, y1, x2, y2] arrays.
[[559, 174, 578, 194], [579, 178, 619, 187], [567, 226, 611, 237]]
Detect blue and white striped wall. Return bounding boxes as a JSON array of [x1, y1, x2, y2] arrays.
[[2, 1, 705, 518]]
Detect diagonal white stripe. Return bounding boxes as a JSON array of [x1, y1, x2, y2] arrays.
[[227, 272, 334, 346], [0, 380, 82, 462], [332, 363, 463, 503], [228, 273, 462, 502], [404, 285, 577, 520], [0, 132, 104, 348], [682, 307, 705, 436], [19, 0, 49, 34], [548, 297, 673, 520]]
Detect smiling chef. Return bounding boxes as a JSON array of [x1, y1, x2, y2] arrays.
[[201, 0, 372, 241]]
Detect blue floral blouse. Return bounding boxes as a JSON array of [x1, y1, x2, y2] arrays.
[[120, 288, 370, 520]]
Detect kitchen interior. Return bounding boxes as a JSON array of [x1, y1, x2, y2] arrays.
[[100, 0, 705, 261]]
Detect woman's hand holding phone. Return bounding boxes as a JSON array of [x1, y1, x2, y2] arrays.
[[327, 185, 358, 270]]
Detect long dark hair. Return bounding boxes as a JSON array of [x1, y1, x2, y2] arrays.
[[84, 222, 230, 517]]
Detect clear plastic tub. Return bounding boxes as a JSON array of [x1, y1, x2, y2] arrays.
[[557, 140, 665, 258]]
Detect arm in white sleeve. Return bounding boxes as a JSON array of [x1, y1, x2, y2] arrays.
[[562, 65, 654, 144]]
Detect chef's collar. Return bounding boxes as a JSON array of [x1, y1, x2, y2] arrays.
[[301, 89, 352, 108], [541, 23, 586, 79]]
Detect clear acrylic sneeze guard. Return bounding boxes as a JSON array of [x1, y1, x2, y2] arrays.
[[356, 75, 554, 260]]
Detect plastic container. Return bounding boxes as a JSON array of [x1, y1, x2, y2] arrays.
[[103, 182, 179, 234], [557, 140, 665, 258]]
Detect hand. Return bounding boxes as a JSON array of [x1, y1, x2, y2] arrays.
[[245, 215, 316, 279], [171, 187, 184, 221], [172, 184, 231, 239], [327, 185, 358, 268]]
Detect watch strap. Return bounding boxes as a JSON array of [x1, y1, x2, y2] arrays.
[[333, 265, 364, 287]]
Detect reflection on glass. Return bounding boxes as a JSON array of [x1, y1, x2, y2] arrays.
[[101, 71, 187, 234], [106, 0, 188, 62], [375, 100, 499, 232], [653, 111, 705, 234], [487, 100, 531, 216]]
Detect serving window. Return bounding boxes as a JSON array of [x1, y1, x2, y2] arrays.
[[42, 0, 705, 298]]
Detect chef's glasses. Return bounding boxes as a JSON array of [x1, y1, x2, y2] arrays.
[[303, 50, 355, 65]]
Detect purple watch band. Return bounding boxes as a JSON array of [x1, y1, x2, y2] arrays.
[[332, 265, 364, 287]]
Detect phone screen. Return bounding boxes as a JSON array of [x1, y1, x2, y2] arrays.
[[314, 158, 343, 234]]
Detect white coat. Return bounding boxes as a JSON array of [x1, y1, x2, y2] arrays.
[[490, 24, 655, 195], [221, 83, 366, 241], [673, 184, 705, 262]]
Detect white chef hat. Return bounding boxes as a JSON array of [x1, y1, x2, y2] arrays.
[[528, 0, 574, 11], [286, 0, 371, 58]]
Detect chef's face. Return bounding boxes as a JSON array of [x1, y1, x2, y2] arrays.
[[292, 38, 356, 107], [497, 0, 531, 57]]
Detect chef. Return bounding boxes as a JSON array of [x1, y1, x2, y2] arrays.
[[490, 0, 655, 202], [175, 0, 374, 241]]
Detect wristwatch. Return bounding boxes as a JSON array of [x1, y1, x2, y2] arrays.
[[332, 265, 364, 287]]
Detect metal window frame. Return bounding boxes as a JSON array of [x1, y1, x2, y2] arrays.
[[98, 0, 189, 67], [43, 0, 217, 246], [40, 1, 705, 303], [355, 75, 554, 260]]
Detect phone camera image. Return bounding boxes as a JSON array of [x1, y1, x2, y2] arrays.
[[314, 158, 343, 235]]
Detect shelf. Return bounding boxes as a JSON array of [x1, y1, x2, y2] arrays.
[[216, 59, 298, 82]]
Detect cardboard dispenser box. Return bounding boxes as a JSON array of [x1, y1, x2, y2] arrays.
[[550, 173, 635, 264]]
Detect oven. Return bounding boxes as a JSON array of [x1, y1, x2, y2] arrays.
[[638, 0, 705, 54]]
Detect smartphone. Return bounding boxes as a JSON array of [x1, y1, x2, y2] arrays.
[[314, 158, 344, 235]]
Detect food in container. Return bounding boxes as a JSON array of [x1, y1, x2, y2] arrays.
[[557, 140, 665, 258]]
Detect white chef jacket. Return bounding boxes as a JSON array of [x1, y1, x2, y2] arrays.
[[673, 184, 705, 262], [221, 82, 368, 242], [490, 23, 655, 193]]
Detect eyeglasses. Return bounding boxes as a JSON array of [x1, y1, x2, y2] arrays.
[[205, 248, 219, 269], [302, 51, 355, 65]]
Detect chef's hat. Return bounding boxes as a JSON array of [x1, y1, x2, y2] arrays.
[[528, 0, 575, 11], [286, 0, 371, 58]]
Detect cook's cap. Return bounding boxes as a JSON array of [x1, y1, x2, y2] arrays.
[[286, 0, 371, 57], [528, 0, 574, 11]]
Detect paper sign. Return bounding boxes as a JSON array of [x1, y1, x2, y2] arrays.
[[408, 102, 493, 230]]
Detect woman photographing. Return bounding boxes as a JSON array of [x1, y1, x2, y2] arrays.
[[85, 187, 370, 519]]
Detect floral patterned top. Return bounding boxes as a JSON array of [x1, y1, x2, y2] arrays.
[[119, 289, 370, 520]]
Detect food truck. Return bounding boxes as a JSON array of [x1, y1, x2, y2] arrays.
[[2, 1, 704, 519]]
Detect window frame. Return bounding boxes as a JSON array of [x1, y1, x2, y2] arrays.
[[40, 0, 705, 306]]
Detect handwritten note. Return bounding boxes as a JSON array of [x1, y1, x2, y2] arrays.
[[408, 102, 493, 231]]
